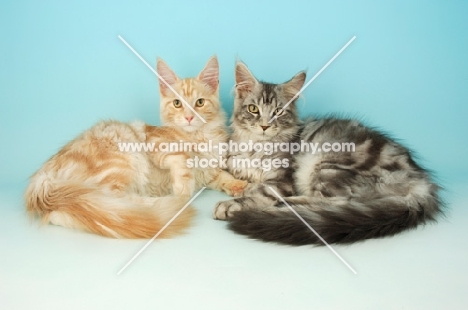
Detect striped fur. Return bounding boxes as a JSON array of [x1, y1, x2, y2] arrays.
[[26, 56, 247, 239], [213, 61, 443, 245]]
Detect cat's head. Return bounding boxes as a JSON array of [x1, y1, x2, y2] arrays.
[[157, 56, 224, 132], [232, 61, 306, 141]]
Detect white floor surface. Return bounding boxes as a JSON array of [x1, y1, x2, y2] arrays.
[[1, 183, 467, 309]]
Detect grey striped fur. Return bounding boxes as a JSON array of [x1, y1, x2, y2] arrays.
[[213, 61, 443, 245]]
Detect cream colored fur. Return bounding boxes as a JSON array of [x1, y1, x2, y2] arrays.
[[25, 56, 247, 238]]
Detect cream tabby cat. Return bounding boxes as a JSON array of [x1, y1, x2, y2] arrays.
[[25, 56, 247, 239]]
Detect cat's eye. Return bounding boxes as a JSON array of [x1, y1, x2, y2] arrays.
[[248, 104, 259, 113], [173, 99, 182, 108], [195, 98, 205, 107], [274, 108, 284, 116]]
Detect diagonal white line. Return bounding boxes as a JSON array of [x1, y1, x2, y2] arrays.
[[268, 187, 357, 274], [117, 187, 206, 275], [268, 35, 357, 123], [118, 35, 207, 124]]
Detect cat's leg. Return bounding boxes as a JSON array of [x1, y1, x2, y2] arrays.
[[213, 196, 278, 220], [213, 182, 292, 220], [158, 153, 195, 197], [207, 169, 248, 197]]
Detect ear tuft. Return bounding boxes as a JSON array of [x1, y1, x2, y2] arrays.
[[235, 61, 257, 97], [283, 71, 306, 100], [156, 58, 179, 96], [198, 55, 219, 93]]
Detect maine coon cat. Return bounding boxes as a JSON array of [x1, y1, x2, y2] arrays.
[[25, 56, 247, 239], [213, 61, 442, 245]]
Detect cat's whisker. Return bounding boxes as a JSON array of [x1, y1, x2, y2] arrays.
[[118, 35, 207, 123], [223, 57, 442, 251], [24, 55, 248, 271]]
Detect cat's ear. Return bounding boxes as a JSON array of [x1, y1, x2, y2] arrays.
[[235, 61, 257, 97], [157, 58, 180, 96], [283, 71, 306, 100], [197, 55, 219, 93]]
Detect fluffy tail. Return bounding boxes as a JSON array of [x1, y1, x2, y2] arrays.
[[227, 195, 442, 245], [25, 179, 195, 239]]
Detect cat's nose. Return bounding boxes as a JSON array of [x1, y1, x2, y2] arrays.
[[185, 116, 194, 123], [260, 125, 270, 131]]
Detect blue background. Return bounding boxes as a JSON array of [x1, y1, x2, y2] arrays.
[[1, 2, 468, 309], [1, 0, 467, 188]]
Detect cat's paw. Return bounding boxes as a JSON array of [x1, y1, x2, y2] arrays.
[[222, 179, 248, 197], [213, 199, 242, 220]]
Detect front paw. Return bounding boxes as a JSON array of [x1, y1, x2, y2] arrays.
[[222, 179, 248, 197], [213, 199, 242, 220]]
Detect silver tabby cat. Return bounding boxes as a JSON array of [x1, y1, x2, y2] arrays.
[[213, 61, 442, 245]]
